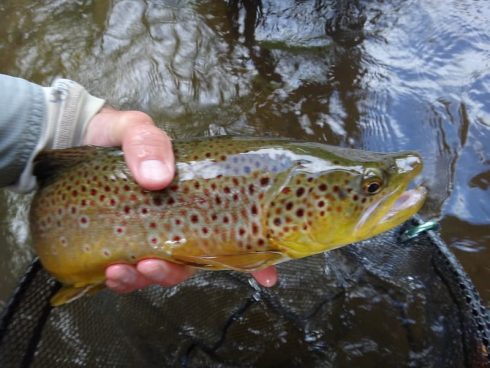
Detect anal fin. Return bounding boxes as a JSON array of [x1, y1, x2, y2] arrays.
[[172, 251, 287, 271]]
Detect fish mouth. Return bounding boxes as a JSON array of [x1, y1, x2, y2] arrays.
[[379, 186, 427, 224], [356, 186, 427, 239]]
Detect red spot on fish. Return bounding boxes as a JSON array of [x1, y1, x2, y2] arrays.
[[215, 195, 222, 205], [318, 184, 327, 191], [167, 197, 175, 205], [282, 187, 291, 194], [296, 208, 304, 217], [72, 190, 78, 197], [232, 193, 239, 201], [252, 223, 259, 235], [296, 187, 305, 197], [258, 239, 265, 247], [336, 206, 342, 212], [191, 214, 199, 223], [194, 182, 200, 190], [202, 227, 209, 234], [223, 216, 229, 224], [352, 195, 359, 201], [285, 202, 293, 211], [333, 185, 339, 193], [361, 198, 367, 203], [238, 228, 246, 237], [170, 184, 179, 192], [232, 178, 239, 186], [110, 199, 117, 206], [211, 213, 218, 221], [141, 207, 148, 214], [273, 218, 281, 226], [248, 184, 255, 195], [318, 200, 325, 207], [224, 186, 231, 194], [307, 177, 314, 183], [251, 204, 258, 215], [81, 185, 86, 192], [175, 218, 181, 225], [260, 177, 270, 186], [173, 235, 181, 242], [80, 199, 87, 207], [124, 185, 130, 191], [153, 197, 163, 206], [211, 183, 217, 191], [90, 188, 97, 196], [124, 205, 131, 214], [149, 222, 157, 229]]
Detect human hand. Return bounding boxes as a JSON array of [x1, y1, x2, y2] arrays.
[[84, 107, 278, 293]]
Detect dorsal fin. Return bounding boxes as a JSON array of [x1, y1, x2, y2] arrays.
[[33, 146, 110, 183]]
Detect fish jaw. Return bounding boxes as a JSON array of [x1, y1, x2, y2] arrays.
[[367, 186, 427, 236]]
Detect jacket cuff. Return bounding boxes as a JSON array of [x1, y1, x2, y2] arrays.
[[12, 79, 105, 192]]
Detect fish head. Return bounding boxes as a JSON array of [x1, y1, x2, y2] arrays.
[[267, 146, 427, 258]]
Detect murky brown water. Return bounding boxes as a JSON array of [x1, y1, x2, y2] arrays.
[[0, 0, 488, 321]]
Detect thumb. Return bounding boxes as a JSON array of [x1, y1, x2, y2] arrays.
[[122, 123, 175, 191]]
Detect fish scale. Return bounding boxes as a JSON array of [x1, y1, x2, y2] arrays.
[[30, 136, 426, 305]]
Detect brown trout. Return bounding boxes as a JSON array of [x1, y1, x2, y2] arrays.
[[30, 137, 426, 306]]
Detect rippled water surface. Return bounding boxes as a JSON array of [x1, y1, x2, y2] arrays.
[[0, 0, 488, 338]]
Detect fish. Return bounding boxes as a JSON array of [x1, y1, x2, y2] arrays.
[[30, 136, 427, 306]]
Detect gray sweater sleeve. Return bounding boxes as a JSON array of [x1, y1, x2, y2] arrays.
[[0, 74, 105, 192]]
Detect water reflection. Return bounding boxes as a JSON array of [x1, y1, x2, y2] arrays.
[[0, 0, 488, 304]]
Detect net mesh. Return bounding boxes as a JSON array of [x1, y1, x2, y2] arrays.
[[1, 217, 489, 367]]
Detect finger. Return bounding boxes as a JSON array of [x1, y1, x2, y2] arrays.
[[251, 266, 278, 287], [105, 264, 152, 293], [136, 259, 194, 286], [122, 124, 175, 191], [84, 108, 175, 191]]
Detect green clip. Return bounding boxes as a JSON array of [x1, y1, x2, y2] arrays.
[[400, 220, 439, 242]]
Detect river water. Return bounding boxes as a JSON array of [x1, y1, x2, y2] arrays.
[[0, 0, 488, 321]]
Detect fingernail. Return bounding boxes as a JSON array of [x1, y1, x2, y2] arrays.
[[120, 270, 137, 285], [140, 160, 169, 183], [145, 263, 168, 283]]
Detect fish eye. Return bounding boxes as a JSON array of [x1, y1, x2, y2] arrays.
[[361, 169, 384, 195]]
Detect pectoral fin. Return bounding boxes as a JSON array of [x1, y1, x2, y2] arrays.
[[50, 283, 105, 306]]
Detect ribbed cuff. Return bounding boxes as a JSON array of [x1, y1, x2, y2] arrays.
[[11, 79, 105, 192], [42, 79, 106, 149]]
